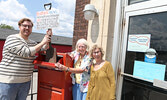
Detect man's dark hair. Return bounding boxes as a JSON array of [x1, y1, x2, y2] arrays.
[[18, 18, 33, 27]]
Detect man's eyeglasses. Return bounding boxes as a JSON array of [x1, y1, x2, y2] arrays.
[[21, 24, 32, 28]]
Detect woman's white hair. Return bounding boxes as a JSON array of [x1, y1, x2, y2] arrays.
[[75, 38, 89, 52]]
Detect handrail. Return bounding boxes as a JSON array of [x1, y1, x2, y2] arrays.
[[120, 72, 153, 82]]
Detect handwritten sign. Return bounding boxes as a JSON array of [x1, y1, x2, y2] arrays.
[[127, 34, 151, 52], [36, 10, 59, 30], [133, 60, 166, 82]]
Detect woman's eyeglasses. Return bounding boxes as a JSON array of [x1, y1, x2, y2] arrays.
[[93, 51, 101, 55]]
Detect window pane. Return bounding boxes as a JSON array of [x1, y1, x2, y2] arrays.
[[121, 77, 167, 100], [121, 11, 167, 100], [125, 12, 167, 80], [128, 0, 149, 5]]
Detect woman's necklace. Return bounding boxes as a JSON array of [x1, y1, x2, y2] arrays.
[[94, 60, 104, 71], [95, 60, 104, 65]]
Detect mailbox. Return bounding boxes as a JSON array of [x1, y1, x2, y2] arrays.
[[34, 52, 73, 100]]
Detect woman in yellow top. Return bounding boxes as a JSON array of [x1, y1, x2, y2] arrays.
[[86, 44, 116, 100]]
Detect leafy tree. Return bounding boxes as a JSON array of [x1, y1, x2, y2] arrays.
[[0, 24, 14, 30]]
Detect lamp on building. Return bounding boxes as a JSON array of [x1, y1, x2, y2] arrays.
[[44, 3, 52, 10], [83, 4, 98, 20]]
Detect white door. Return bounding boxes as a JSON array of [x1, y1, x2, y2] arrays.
[[116, 0, 167, 100]]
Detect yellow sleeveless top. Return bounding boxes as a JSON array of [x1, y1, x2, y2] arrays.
[[74, 57, 83, 84]]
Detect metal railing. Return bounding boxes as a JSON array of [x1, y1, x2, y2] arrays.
[[27, 70, 38, 100]]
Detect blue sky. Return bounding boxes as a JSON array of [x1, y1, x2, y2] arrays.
[[0, 0, 76, 37]]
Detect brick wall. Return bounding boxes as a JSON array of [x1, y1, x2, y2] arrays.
[[72, 0, 90, 50]]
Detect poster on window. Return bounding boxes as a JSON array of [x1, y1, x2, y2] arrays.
[[133, 60, 166, 81], [127, 34, 151, 52]]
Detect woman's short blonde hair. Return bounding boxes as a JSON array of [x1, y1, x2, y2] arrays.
[[90, 44, 104, 58], [75, 38, 89, 52]]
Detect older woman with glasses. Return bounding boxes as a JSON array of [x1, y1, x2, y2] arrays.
[[86, 44, 116, 100], [56, 38, 92, 100]]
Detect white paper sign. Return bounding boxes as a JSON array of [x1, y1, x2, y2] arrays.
[[36, 10, 59, 30], [127, 34, 151, 52]]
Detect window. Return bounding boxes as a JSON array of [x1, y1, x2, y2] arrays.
[[128, 0, 149, 5], [121, 11, 167, 100], [125, 12, 167, 80]]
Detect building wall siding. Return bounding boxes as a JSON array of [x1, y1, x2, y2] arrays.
[[0, 40, 5, 61], [52, 45, 72, 53]]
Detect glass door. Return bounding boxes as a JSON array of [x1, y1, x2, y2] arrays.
[[117, 2, 167, 100]]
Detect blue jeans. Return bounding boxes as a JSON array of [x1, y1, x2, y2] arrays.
[[0, 81, 31, 100], [81, 92, 87, 100], [72, 83, 87, 100]]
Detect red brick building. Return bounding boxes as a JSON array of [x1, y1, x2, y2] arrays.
[[0, 28, 72, 61]]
